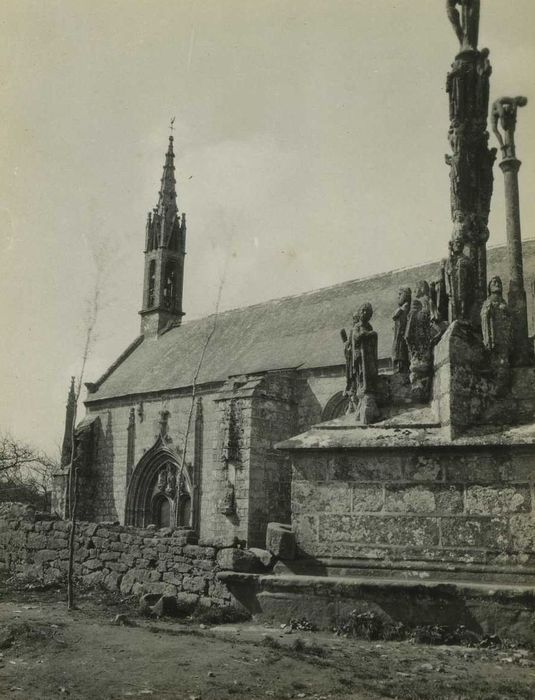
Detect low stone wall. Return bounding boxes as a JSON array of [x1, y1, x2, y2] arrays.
[[0, 503, 234, 608], [290, 445, 535, 582]]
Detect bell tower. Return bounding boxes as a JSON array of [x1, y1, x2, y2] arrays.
[[139, 132, 186, 336]]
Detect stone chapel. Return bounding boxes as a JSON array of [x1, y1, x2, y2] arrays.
[[51, 132, 535, 549]]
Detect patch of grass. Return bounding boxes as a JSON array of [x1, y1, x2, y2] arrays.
[[261, 635, 282, 650], [0, 621, 66, 651], [291, 637, 327, 657]]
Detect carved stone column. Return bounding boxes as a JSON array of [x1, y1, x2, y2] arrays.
[[445, 3, 497, 327], [492, 97, 532, 366]]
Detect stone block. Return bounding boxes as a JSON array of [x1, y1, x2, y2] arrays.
[[162, 572, 183, 586], [265, 523, 295, 562], [292, 481, 351, 514], [465, 486, 530, 515], [248, 547, 275, 570], [318, 515, 439, 548], [384, 485, 463, 514], [384, 486, 435, 513], [403, 454, 444, 481], [505, 451, 535, 481], [103, 572, 122, 591], [509, 515, 535, 551], [330, 453, 403, 482], [182, 575, 207, 594], [441, 517, 509, 548], [351, 486, 384, 512], [82, 570, 104, 587], [83, 558, 103, 571], [151, 594, 181, 618], [216, 547, 262, 572], [26, 533, 47, 549], [100, 551, 119, 562], [172, 562, 192, 574], [34, 549, 58, 563]]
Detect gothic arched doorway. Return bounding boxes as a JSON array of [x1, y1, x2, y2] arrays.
[[124, 437, 193, 528]]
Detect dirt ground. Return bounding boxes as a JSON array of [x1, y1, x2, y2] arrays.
[[1, 581, 535, 700]]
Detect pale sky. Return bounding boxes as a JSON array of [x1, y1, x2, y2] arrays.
[[1, 0, 534, 455]]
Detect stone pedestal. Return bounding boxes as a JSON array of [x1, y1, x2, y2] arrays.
[[432, 320, 487, 439]]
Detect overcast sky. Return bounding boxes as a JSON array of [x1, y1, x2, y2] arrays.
[[1, 0, 534, 455]]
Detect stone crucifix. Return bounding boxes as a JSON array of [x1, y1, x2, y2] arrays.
[[446, 0, 480, 51]]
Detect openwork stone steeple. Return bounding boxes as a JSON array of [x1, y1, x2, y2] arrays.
[[140, 131, 187, 336]]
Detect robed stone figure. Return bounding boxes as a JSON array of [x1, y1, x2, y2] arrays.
[[481, 276, 513, 394], [342, 302, 380, 424], [392, 288, 411, 374]]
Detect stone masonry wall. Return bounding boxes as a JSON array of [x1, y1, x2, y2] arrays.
[[291, 445, 535, 580], [0, 503, 234, 607]]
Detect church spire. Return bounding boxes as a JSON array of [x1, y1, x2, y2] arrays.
[[61, 377, 76, 467], [157, 135, 178, 219], [139, 126, 187, 337]]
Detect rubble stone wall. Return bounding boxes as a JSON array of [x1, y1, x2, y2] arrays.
[[0, 503, 233, 607], [291, 445, 535, 580]]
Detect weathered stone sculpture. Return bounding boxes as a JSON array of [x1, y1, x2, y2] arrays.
[[491, 96, 528, 160], [444, 1, 497, 325], [446, 0, 480, 51], [415, 281, 432, 314], [404, 298, 433, 401], [342, 303, 380, 424], [430, 261, 450, 325], [445, 233, 475, 323], [392, 287, 412, 374], [492, 97, 533, 366], [480, 276, 513, 393]]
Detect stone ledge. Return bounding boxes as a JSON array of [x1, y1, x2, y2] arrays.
[[218, 571, 535, 644]]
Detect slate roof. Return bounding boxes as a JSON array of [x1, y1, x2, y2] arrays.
[[86, 240, 535, 403]]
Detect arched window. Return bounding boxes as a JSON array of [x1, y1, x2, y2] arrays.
[[322, 391, 350, 421], [147, 260, 156, 308], [163, 261, 178, 309]]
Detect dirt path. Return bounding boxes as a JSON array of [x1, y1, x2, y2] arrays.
[[1, 587, 535, 700]]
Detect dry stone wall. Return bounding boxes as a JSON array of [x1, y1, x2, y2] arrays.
[[0, 503, 236, 608]]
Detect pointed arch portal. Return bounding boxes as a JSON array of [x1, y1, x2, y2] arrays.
[[124, 436, 193, 528]]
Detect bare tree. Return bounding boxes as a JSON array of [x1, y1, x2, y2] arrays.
[[0, 433, 58, 507]]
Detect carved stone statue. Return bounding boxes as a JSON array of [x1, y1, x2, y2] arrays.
[[415, 281, 432, 314], [481, 276, 513, 394], [218, 480, 235, 516], [445, 232, 475, 322], [491, 96, 528, 159], [404, 299, 433, 401], [342, 303, 380, 424], [430, 261, 449, 325], [392, 287, 412, 374], [446, 0, 480, 51]]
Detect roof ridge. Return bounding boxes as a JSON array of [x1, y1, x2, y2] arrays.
[[181, 238, 535, 326]]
